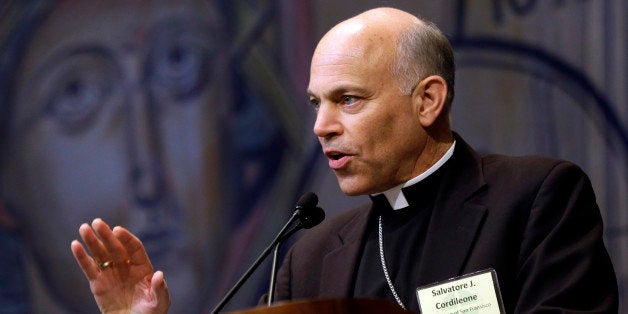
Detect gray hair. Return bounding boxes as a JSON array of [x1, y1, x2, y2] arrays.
[[391, 20, 455, 108]]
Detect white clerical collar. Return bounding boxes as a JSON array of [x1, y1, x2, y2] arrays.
[[374, 141, 456, 210]]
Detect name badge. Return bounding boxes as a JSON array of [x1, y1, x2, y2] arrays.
[[416, 269, 505, 314]]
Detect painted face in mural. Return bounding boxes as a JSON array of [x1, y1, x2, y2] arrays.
[[2, 0, 227, 311]]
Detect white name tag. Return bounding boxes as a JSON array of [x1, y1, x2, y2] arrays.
[[416, 269, 505, 314]]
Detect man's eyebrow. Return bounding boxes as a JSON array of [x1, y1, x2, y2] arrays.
[[307, 85, 370, 98]]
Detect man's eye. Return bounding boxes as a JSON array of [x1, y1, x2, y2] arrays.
[[309, 98, 320, 110], [341, 95, 358, 105]]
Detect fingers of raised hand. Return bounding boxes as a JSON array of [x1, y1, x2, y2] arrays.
[[71, 239, 100, 280], [77, 219, 130, 274], [91, 218, 129, 266], [113, 225, 153, 270], [151, 271, 172, 312]]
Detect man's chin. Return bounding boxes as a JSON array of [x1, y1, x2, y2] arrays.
[[337, 178, 371, 196]]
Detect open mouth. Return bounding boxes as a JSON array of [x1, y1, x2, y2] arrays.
[[325, 150, 351, 169], [328, 152, 346, 160]]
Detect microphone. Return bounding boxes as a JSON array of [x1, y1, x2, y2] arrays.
[[211, 192, 325, 313], [296, 191, 318, 210], [297, 205, 325, 229], [293, 192, 323, 229]]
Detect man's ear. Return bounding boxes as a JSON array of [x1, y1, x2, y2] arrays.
[[412, 75, 448, 127]]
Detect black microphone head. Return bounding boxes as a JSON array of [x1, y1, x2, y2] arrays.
[[295, 192, 318, 210], [299, 206, 325, 229]]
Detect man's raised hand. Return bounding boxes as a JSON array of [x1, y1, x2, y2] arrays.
[[70, 218, 171, 314]]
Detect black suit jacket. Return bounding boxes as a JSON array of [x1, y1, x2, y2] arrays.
[[275, 135, 618, 313]]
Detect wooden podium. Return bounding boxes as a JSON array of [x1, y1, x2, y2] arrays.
[[228, 298, 415, 314]]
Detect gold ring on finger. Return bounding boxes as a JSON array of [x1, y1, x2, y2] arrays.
[[98, 260, 113, 270]]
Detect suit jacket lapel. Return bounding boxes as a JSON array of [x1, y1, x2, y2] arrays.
[[319, 204, 373, 297], [317, 134, 489, 295], [417, 136, 488, 285]]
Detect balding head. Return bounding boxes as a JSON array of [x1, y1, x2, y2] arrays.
[[338, 7, 423, 34], [324, 7, 422, 41], [314, 8, 419, 76], [313, 7, 455, 108]]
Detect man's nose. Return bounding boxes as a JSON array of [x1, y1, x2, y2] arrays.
[[312, 103, 341, 140]]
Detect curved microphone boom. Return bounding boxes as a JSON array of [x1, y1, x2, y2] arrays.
[[267, 204, 325, 305], [211, 192, 324, 313]]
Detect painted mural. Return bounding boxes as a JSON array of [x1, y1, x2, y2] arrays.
[[1, 0, 625, 313]]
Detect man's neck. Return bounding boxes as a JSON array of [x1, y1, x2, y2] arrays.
[[374, 140, 456, 210]]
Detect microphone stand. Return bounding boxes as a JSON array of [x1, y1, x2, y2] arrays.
[[266, 226, 301, 305], [211, 212, 301, 313], [212, 192, 322, 313]]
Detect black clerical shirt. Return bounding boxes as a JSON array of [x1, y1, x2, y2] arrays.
[[354, 165, 447, 313]]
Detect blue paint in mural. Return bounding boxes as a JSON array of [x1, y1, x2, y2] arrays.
[[452, 0, 627, 152], [1, 0, 317, 312]]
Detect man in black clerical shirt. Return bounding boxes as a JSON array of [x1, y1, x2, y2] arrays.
[[70, 7, 618, 314], [274, 7, 618, 313]]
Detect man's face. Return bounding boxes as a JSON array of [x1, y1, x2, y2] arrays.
[[307, 25, 428, 196], [2, 0, 225, 311]]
